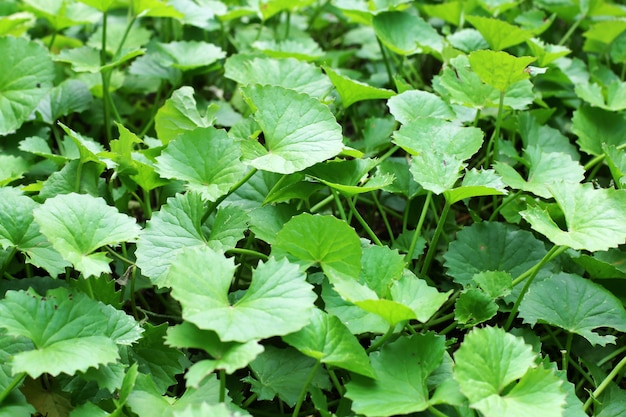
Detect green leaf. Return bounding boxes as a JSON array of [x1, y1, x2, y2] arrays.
[[34, 79, 92, 124], [0, 36, 54, 135], [469, 50, 536, 92], [495, 147, 585, 198], [241, 85, 343, 173], [55, 45, 144, 73], [393, 118, 483, 194], [526, 38, 570, 67], [136, 193, 246, 286], [572, 106, 626, 156], [454, 289, 499, 326], [372, 11, 443, 56], [387, 90, 455, 123], [0, 187, 69, 276], [345, 333, 445, 416], [466, 15, 533, 50], [156, 41, 225, 71], [305, 159, 395, 196], [166, 322, 263, 385], [33, 193, 140, 278], [154, 86, 213, 144], [0, 288, 140, 378], [252, 38, 324, 61], [575, 80, 626, 111], [519, 273, 626, 346], [323, 66, 396, 108], [473, 271, 512, 299], [359, 245, 405, 297], [434, 55, 497, 109], [174, 403, 252, 417], [389, 270, 451, 323], [521, 182, 626, 251], [0, 155, 29, 186], [155, 127, 246, 201], [245, 346, 331, 406], [444, 222, 547, 286], [77, 0, 116, 11], [454, 326, 566, 417], [224, 54, 332, 99], [167, 247, 315, 342], [283, 309, 375, 377], [273, 213, 362, 282], [444, 168, 508, 204]]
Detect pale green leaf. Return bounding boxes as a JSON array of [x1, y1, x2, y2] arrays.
[[156, 41, 225, 71], [323, 66, 396, 108], [241, 85, 343, 173], [521, 182, 626, 251], [252, 38, 324, 61], [389, 270, 451, 323], [466, 15, 533, 50], [454, 326, 537, 403], [154, 86, 212, 144], [166, 322, 263, 385], [33, 193, 140, 278], [372, 11, 443, 56], [224, 54, 332, 99], [469, 50, 536, 92], [387, 90, 455, 124], [273, 213, 362, 282], [34, 79, 92, 124], [345, 333, 445, 416], [444, 168, 508, 204], [283, 309, 375, 377], [0, 36, 54, 135], [0, 155, 30, 186], [168, 247, 315, 342], [519, 273, 626, 346], [156, 127, 246, 201], [174, 403, 251, 417]]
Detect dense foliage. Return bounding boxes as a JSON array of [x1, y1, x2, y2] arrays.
[[1, 0, 626, 416]]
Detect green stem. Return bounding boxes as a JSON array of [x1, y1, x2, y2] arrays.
[[488, 190, 522, 221], [562, 332, 573, 373], [485, 91, 505, 167], [376, 37, 394, 86], [371, 192, 394, 244], [558, 14, 585, 46], [284, 11, 291, 39], [292, 361, 321, 417], [105, 246, 135, 265], [75, 160, 84, 193], [346, 195, 383, 246], [242, 393, 258, 408], [328, 368, 345, 395], [48, 31, 57, 49], [598, 345, 626, 367], [219, 369, 226, 402], [142, 188, 152, 219], [420, 200, 451, 276], [130, 266, 139, 320], [201, 168, 257, 223], [0, 247, 17, 279], [225, 248, 269, 261], [0, 372, 26, 404], [505, 245, 567, 330], [366, 325, 395, 353], [583, 354, 626, 412], [406, 191, 432, 264], [331, 189, 348, 221], [428, 406, 451, 417], [310, 194, 334, 213], [100, 11, 112, 143]]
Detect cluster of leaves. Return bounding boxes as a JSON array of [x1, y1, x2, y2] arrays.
[[1, 0, 626, 416]]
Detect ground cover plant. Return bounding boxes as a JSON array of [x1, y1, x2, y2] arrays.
[[1, 0, 626, 416]]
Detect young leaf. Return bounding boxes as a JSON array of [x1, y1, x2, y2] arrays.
[[372, 11, 443, 56], [154, 87, 213, 144], [282, 309, 375, 377], [444, 168, 508, 204], [389, 270, 451, 323], [323, 66, 396, 108], [240, 85, 343, 173], [33, 193, 140, 278], [0, 36, 55, 135], [156, 41, 225, 71], [519, 273, 626, 346], [454, 326, 566, 417], [455, 289, 499, 327], [387, 90, 455, 124], [466, 15, 533, 51], [305, 159, 394, 196], [345, 333, 445, 416], [468, 50, 536, 92], [155, 127, 247, 201], [273, 213, 362, 282], [521, 182, 626, 251], [444, 222, 547, 285], [0, 187, 69, 277], [224, 54, 332, 99], [167, 247, 316, 342]]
